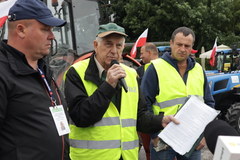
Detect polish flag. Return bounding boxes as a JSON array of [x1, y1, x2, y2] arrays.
[[209, 37, 218, 67], [130, 28, 148, 58], [0, 0, 17, 28]]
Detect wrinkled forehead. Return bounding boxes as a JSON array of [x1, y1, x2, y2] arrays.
[[140, 46, 146, 52], [173, 32, 194, 44]]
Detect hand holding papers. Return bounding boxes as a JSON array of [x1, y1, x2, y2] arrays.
[[158, 96, 220, 155], [162, 115, 180, 128]]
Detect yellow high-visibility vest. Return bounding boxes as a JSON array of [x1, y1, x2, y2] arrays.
[[69, 58, 139, 160], [151, 58, 204, 116], [144, 63, 151, 71]]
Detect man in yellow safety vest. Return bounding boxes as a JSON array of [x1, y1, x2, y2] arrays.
[[141, 27, 215, 160], [64, 22, 179, 160]]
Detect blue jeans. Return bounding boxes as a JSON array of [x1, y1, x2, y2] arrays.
[[150, 143, 201, 160]]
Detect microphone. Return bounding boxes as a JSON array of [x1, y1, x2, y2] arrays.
[[204, 119, 239, 154], [110, 60, 128, 92]]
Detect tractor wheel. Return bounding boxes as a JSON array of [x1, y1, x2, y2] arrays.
[[225, 103, 240, 134]]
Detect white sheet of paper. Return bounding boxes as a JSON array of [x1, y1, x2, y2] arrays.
[[158, 95, 220, 155]]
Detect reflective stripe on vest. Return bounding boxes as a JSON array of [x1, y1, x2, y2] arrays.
[[70, 139, 139, 150], [153, 97, 188, 109], [69, 58, 139, 160], [153, 95, 204, 109], [151, 58, 204, 115], [69, 117, 136, 127]]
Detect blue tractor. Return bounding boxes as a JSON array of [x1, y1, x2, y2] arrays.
[[157, 46, 171, 57], [206, 48, 240, 133], [207, 71, 240, 133]]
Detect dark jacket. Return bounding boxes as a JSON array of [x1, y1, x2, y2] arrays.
[[0, 41, 69, 160], [64, 53, 164, 133], [136, 65, 144, 85]]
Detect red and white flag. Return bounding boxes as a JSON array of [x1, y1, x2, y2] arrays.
[[209, 37, 218, 67], [130, 28, 148, 58], [0, 0, 17, 28]]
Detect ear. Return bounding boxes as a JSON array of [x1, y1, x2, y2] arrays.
[[93, 40, 98, 50], [170, 40, 174, 47], [147, 50, 151, 55], [93, 40, 98, 47], [16, 24, 26, 39]]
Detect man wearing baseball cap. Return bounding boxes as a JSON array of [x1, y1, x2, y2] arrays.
[[64, 22, 179, 160], [0, 0, 69, 160]]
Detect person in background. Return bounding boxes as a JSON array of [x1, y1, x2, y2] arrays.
[[216, 52, 224, 71], [232, 56, 240, 70], [136, 42, 159, 85], [64, 22, 179, 160], [136, 42, 159, 160], [0, 0, 70, 159], [141, 27, 215, 160]]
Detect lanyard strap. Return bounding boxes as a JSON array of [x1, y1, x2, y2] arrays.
[[38, 68, 56, 106]]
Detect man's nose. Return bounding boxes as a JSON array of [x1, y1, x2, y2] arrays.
[[48, 31, 55, 40], [111, 45, 117, 53], [180, 45, 187, 51]]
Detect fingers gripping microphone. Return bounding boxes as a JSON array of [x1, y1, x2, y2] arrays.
[[111, 60, 128, 92]]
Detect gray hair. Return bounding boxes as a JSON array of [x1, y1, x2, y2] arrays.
[[95, 34, 126, 43], [96, 36, 103, 42]]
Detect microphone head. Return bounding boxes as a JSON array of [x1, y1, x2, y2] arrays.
[[110, 60, 119, 66], [204, 120, 239, 154]]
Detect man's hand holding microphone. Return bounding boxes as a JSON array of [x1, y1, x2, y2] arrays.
[[105, 60, 128, 92]]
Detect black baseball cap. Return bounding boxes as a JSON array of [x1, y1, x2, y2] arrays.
[[8, 0, 66, 27]]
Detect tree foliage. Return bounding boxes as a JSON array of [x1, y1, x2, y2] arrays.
[[107, 0, 240, 53]]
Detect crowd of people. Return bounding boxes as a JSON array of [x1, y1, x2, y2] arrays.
[[0, 0, 216, 160]]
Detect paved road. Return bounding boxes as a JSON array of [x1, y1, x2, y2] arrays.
[[139, 146, 213, 160], [201, 146, 213, 160]]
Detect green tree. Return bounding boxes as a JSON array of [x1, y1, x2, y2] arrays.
[[110, 0, 239, 53]]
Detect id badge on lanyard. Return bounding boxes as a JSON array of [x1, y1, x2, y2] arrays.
[[49, 105, 70, 136], [38, 68, 70, 136]]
